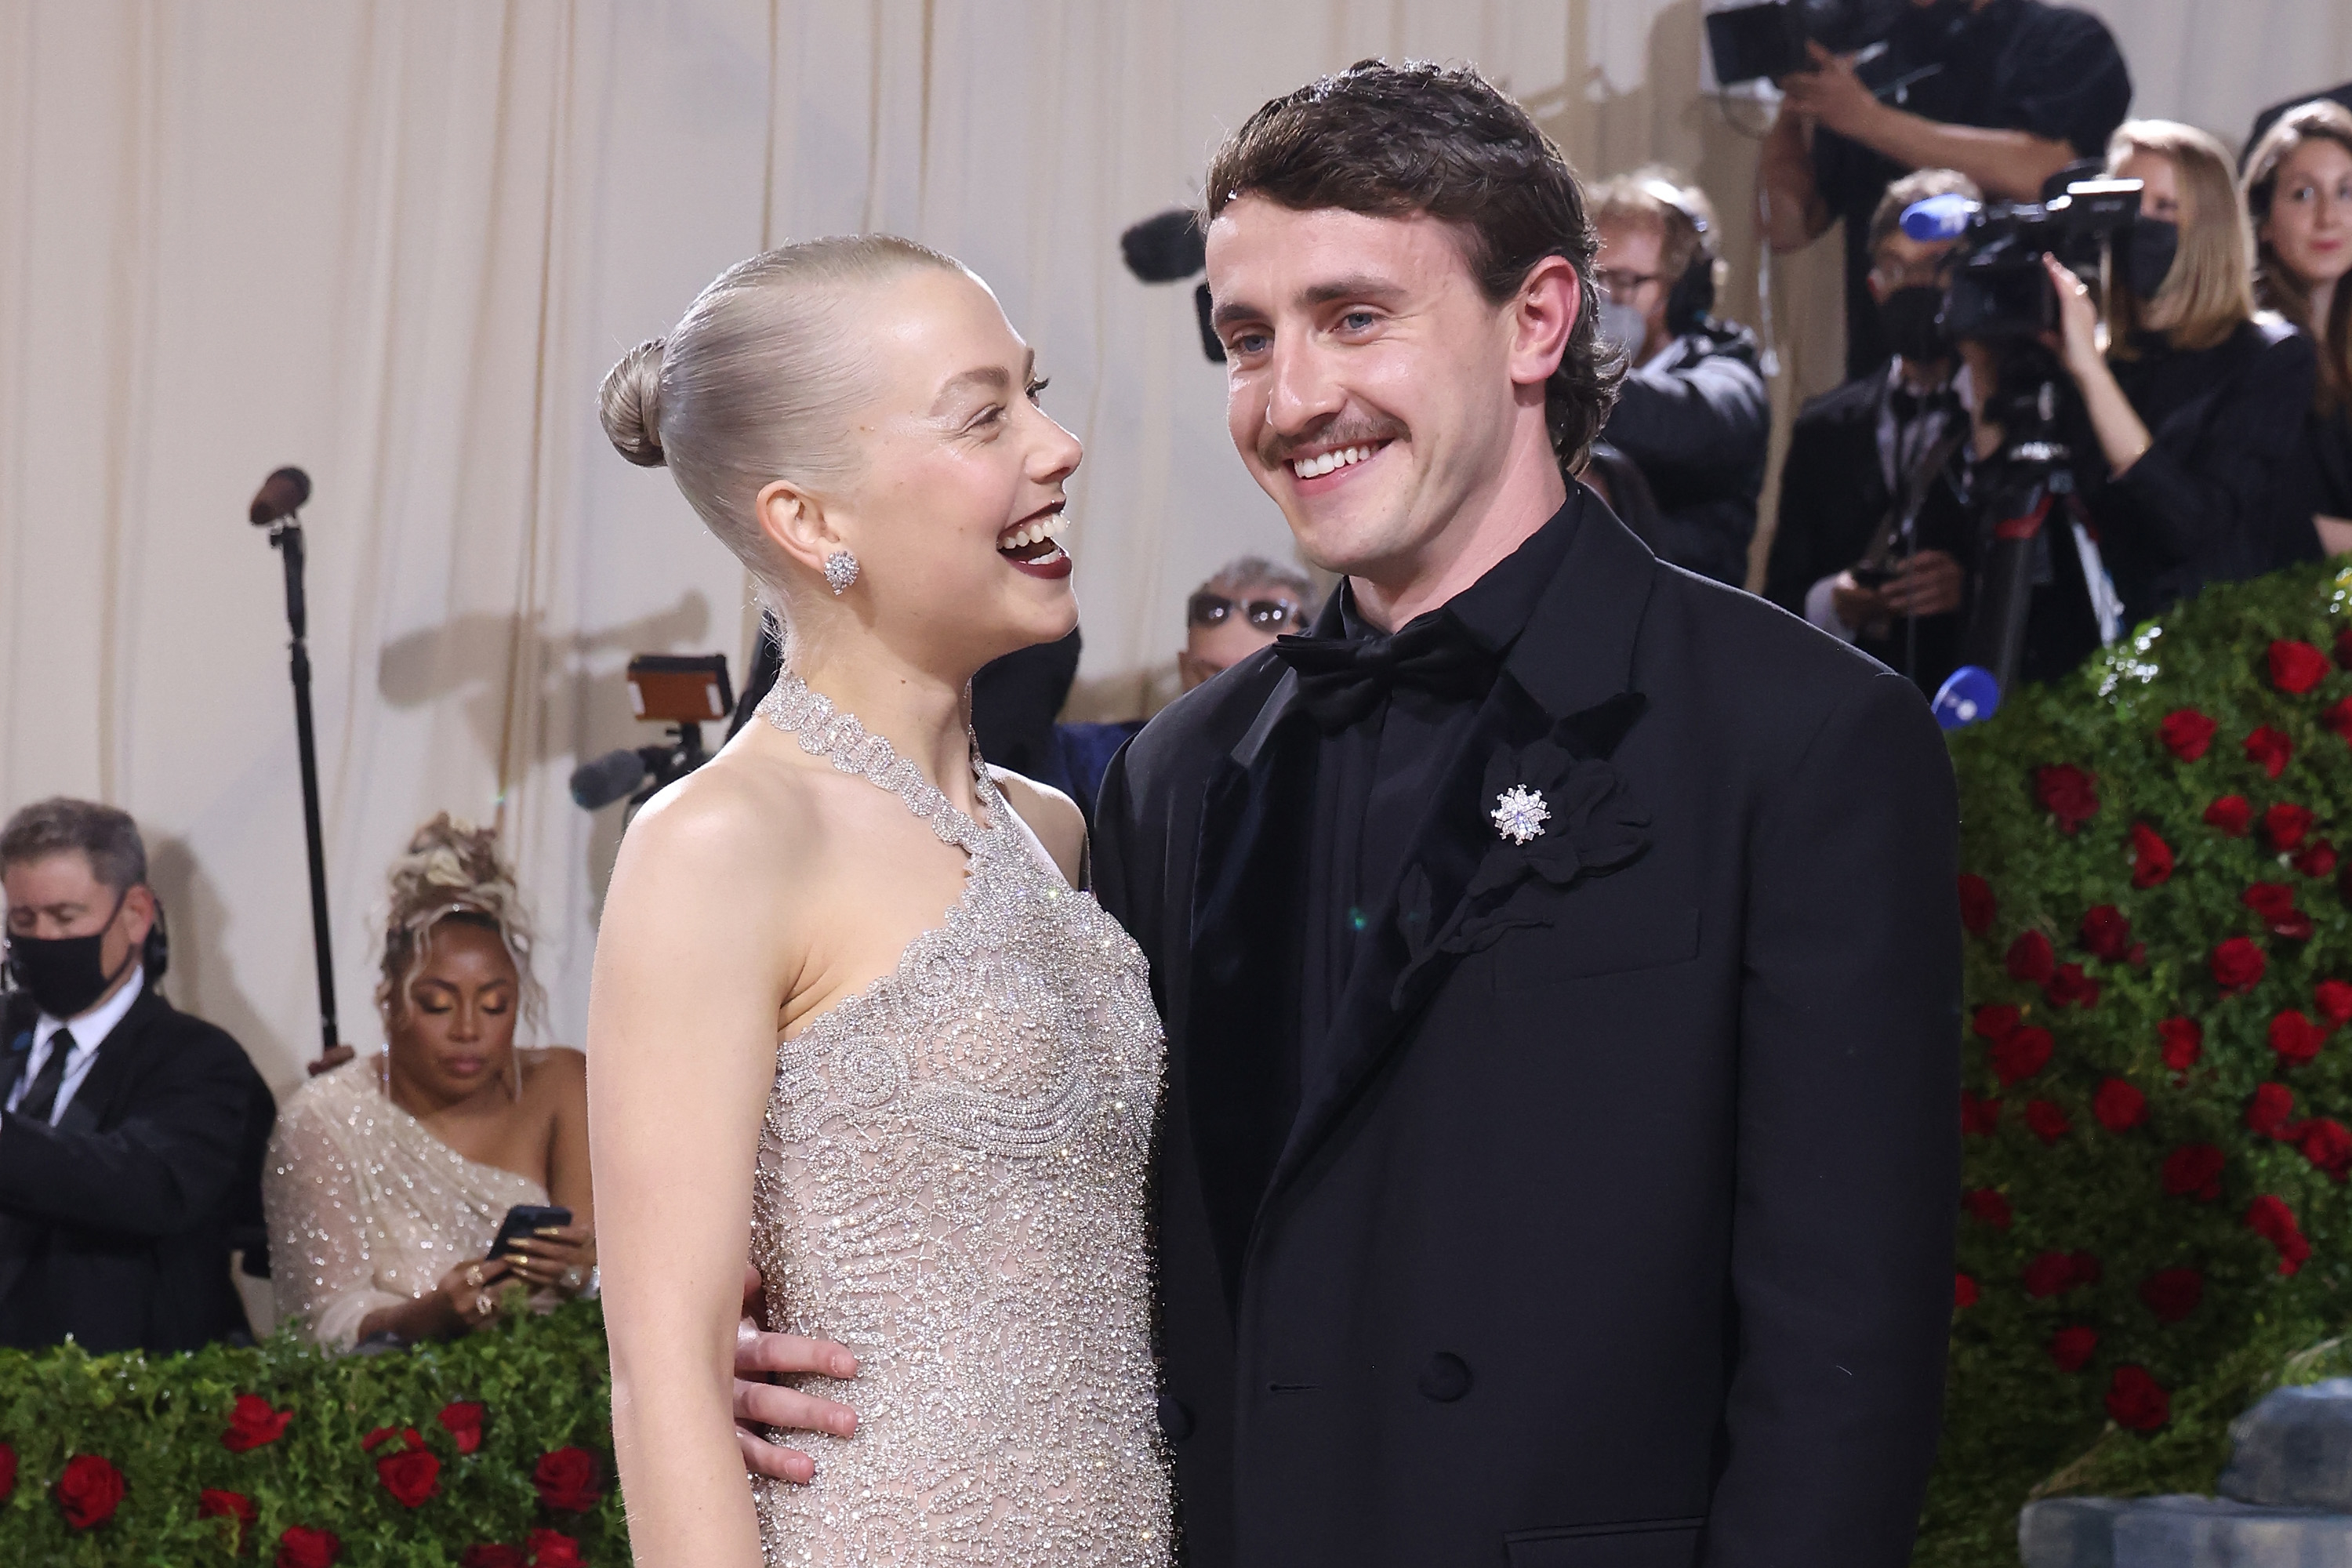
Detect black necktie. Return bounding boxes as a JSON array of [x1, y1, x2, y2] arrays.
[[1269, 613, 1498, 732], [1889, 385, 1961, 426], [16, 1029, 74, 1123]]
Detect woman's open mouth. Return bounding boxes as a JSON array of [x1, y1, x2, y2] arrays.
[[998, 505, 1073, 579]]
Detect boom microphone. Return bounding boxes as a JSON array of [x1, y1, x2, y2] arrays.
[[249, 466, 312, 526], [569, 747, 657, 810], [1120, 208, 1207, 283]]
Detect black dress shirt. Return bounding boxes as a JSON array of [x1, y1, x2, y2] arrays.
[[1296, 503, 1577, 1103]]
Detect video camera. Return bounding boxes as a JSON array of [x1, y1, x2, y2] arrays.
[[1900, 178, 2143, 340], [1703, 0, 1904, 85]]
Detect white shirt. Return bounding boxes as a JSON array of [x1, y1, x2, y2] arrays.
[[8, 964, 144, 1127]]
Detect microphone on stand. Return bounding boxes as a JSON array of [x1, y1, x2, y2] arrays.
[[249, 466, 312, 528], [570, 747, 662, 810]]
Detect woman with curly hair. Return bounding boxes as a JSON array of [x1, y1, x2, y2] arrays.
[[263, 814, 593, 1348]]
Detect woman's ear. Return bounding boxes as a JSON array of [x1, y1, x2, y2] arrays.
[[756, 479, 844, 579]]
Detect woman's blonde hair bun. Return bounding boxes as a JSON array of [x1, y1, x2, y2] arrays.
[[376, 812, 545, 1029], [599, 336, 669, 468]]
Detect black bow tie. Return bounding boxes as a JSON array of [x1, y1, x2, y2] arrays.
[[1269, 614, 1499, 731], [1890, 385, 1962, 425]]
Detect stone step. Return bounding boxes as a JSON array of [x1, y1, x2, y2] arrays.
[[2021, 1495, 2352, 1566], [2220, 1379, 2352, 1510]]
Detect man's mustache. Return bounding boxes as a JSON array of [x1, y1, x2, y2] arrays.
[[1258, 418, 1409, 470]]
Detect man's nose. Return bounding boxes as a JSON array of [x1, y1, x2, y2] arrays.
[[1265, 335, 1345, 437]]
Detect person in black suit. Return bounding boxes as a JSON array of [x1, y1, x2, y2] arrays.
[[1765, 167, 1992, 695], [0, 797, 274, 1352]]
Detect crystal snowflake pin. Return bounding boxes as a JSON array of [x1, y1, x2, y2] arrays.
[[1490, 784, 1551, 845]]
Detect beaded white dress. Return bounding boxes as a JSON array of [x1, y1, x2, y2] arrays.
[[749, 675, 1171, 1567]]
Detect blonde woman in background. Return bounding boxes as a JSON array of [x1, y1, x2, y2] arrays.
[[263, 815, 594, 1348]]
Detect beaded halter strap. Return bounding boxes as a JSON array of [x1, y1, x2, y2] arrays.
[[753, 670, 1004, 854]]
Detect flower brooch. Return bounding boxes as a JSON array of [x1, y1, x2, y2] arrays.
[[1490, 784, 1551, 844]]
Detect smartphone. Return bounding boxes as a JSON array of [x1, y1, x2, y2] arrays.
[[485, 1204, 572, 1261]]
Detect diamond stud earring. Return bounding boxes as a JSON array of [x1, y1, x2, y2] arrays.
[[823, 550, 860, 595]]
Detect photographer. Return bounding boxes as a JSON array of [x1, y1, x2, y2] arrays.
[[2040, 121, 2319, 619], [1592, 171, 1770, 586], [1759, 0, 2131, 378], [1766, 169, 1981, 693], [2244, 100, 2352, 554]]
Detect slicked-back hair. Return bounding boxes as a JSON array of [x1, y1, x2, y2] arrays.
[[1203, 59, 1624, 474]]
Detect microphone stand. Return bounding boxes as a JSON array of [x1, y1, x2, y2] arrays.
[[263, 513, 343, 1069]]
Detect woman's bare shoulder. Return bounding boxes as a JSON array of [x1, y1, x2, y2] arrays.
[[517, 1047, 586, 1102], [987, 766, 1087, 885], [612, 737, 825, 894]]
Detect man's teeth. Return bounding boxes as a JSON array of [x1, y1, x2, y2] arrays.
[[999, 512, 1069, 550], [1290, 443, 1380, 479]]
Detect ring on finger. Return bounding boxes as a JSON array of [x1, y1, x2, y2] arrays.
[[465, 1265, 483, 1288], [561, 1265, 584, 1292], [474, 1290, 492, 1319]]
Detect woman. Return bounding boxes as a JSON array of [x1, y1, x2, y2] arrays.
[[2245, 100, 2352, 552], [588, 238, 1168, 1566], [264, 815, 594, 1348], [2042, 119, 2319, 621]]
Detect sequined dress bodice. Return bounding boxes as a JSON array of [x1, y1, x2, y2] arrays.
[[750, 676, 1171, 1566]]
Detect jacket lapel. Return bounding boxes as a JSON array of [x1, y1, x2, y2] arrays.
[[1264, 496, 1662, 1203], [53, 987, 165, 1137], [1187, 662, 1320, 1308]]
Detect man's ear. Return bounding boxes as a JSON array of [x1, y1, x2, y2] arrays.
[[119, 885, 156, 949], [1864, 266, 1889, 305], [1509, 255, 1581, 389], [755, 479, 845, 579]]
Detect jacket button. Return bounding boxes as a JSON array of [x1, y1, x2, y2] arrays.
[[1417, 1352, 1473, 1403], [1157, 1395, 1196, 1442]]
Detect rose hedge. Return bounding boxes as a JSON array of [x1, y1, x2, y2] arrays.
[[0, 1301, 619, 1565], [1918, 559, 2352, 1564]]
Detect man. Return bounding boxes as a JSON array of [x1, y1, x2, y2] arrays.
[[737, 60, 1961, 1566], [0, 798, 274, 1352], [1765, 168, 1986, 695], [1178, 555, 1316, 691], [1759, 0, 2130, 378], [1590, 171, 1770, 586]]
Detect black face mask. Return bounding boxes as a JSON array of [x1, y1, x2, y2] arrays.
[[2125, 219, 2180, 301], [1878, 285, 1950, 364], [5, 891, 136, 1020]]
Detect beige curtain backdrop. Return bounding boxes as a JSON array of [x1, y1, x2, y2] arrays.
[[3, 0, 2347, 1096]]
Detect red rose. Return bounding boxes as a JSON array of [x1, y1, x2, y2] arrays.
[[2247, 725, 2295, 779], [2270, 638, 2330, 693], [2296, 840, 2340, 877], [2300, 1118, 2352, 1180], [2319, 981, 2352, 1025], [1958, 873, 1996, 936], [56, 1454, 124, 1530], [1954, 1272, 1978, 1308], [378, 1446, 441, 1508], [223, 1393, 293, 1453], [2266, 802, 2316, 851], [1962, 1189, 2013, 1228], [2140, 1267, 2205, 1323], [2245, 881, 2301, 923], [2007, 931, 2056, 983], [2327, 694, 2352, 740], [2272, 1009, 2328, 1067], [2023, 1251, 2079, 1298], [1961, 1092, 2003, 1137], [2249, 1194, 2312, 1275], [2249, 1082, 2299, 1138], [527, 1530, 586, 1568], [2206, 794, 2254, 835], [2079, 906, 2132, 963], [277, 1525, 342, 1568], [437, 1400, 487, 1456], [1991, 1025, 2054, 1086], [200, 1489, 257, 1549], [2049, 1325, 2100, 1372], [2160, 1017, 2205, 1072], [2107, 1365, 2172, 1431], [2129, 823, 2175, 887], [2213, 937, 2269, 993], [2036, 764, 2100, 832], [532, 1447, 604, 1512], [2045, 963, 2100, 1010], [2024, 1099, 2071, 1144], [460, 1548, 527, 1568], [2160, 708, 2218, 760], [2163, 1144, 2227, 1201], [2092, 1077, 2147, 1131], [1973, 1004, 2022, 1042], [0, 1442, 13, 1501]]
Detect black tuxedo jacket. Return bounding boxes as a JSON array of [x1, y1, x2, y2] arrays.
[[1094, 496, 1962, 1568], [0, 985, 274, 1352]]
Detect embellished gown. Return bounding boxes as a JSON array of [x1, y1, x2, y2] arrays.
[[749, 675, 1171, 1566]]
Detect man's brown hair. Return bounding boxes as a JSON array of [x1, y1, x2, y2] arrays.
[[1203, 59, 1623, 473], [1867, 168, 1984, 263]]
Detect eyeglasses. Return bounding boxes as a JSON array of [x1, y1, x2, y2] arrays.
[[1871, 256, 1957, 291], [1592, 267, 1664, 299], [1188, 591, 1301, 630]]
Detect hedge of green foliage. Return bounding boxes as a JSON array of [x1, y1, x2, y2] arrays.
[[0, 1301, 621, 1566], [1917, 558, 2352, 1564]]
